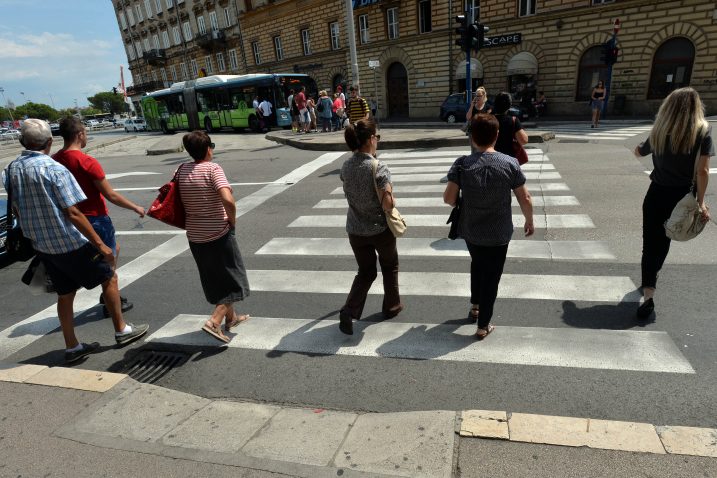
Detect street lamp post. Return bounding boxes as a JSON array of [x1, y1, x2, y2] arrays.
[[0, 87, 15, 122], [345, 0, 360, 87]]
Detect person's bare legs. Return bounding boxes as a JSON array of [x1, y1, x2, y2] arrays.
[[57, 291, 79, 349], [101, 272, 126, 332], [643, 286, 655, 301], [209, 303, 231, 327], [591, 109, 598, 127]]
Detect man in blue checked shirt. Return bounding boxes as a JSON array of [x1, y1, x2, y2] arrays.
[[2, 119, 149, 364]]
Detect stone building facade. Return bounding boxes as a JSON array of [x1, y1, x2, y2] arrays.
[[113, 0, 717, 118]]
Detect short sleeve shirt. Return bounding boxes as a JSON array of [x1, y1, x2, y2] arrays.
[[639, 127, 715, 188], [340, 152, 391, 236], [177, 161, 232, 243], [295, 92, 307, 110], [3, 151, 88, 254], [494, 114, 522, 157], [52, 149, 108, 217], [447, 151, 526, 246]]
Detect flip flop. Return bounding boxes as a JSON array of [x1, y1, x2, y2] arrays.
[[476, 324, 495, 341], [202, 321, 230, 343], [224, 314, 250, 332]]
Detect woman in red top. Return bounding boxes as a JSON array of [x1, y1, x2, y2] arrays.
[[179, 131, 250, 343]]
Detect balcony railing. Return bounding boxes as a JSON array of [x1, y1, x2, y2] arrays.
[[196, 29, 226, 50], [143, 49, 167, 66], [126, 80, 166, 96]]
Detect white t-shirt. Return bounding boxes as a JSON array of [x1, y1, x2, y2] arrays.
[[252, 99, 259, 109], [259, 100, 273, 117]]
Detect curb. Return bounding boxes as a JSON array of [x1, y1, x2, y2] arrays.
[[147, 144, 184, 156], [1, 361, 715, 460], [85, 135, 136, 153]]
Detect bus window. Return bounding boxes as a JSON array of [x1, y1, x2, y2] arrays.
[[196, 90, 219, 112]]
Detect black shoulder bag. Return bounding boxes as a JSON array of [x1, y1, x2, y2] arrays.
[[446, 156, 465, 240], [4, 161, 36, 264]]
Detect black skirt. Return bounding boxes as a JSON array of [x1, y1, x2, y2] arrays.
[[188, 229, 250, 305]]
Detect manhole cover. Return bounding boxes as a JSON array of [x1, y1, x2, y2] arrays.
[[123, 350, 190, 384]]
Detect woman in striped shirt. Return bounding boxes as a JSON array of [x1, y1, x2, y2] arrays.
[[179, 131, 251, 343]]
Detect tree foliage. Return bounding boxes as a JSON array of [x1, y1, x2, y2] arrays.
[[13, 102, 59, 121], [87, 91, 125, 114], [0, 106, 15, 121]]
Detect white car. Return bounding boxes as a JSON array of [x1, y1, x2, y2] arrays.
[[0, 128, 21, 140], [124, 118, 146, 132]]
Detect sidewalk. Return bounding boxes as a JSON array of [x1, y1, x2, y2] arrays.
[[1, 362, 715, 478]]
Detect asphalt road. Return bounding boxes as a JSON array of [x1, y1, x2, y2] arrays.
[[1, 122, 716, 431]]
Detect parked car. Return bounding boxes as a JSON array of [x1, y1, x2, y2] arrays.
[[50, 123, 61, 136], [0, 128, 21, 140], [124, 118, 146, 132], [0, 199, 12, 263], [439, 93, 529, 124]]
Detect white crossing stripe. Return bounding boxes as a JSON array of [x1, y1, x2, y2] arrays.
[[392, 172, 562, 182], [644, 168, 717, 175], [330, 183, 571, 195], [247, 269, 640, 303], [314, 196, 579, 209], [104, 172, 161, 180], [145, 315, 693, 374], [377, 149, 545, 159], [114, 230, 184, 236], [256, 237, 615, 260], [382, 155, 549, 165], [388, 164, 556, 174], [288, 214, 595, 228]]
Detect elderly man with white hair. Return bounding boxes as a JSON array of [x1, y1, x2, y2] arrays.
[[2, 119, 148, 364]]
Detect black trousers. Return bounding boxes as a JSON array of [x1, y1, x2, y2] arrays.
[[641, 181, 691, 289], [466, 242, 509, 328]]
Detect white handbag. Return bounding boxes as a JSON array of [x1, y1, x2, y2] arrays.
[[372, 159, 407, 238], [664, 130, 708, 241]]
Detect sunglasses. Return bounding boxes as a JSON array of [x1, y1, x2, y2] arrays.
[[373, 134, 381, 141], [210, 142, 215, 149]]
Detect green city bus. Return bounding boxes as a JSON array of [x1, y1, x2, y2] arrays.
[[141, 73, 318, 133]]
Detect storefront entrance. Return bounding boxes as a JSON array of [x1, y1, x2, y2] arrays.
[[507, 52, 538, 110], [455, 59, 484, 95], [386, 62, 409, 118]]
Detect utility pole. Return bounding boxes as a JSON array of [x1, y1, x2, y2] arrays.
[[345, 0, 360, 87], [232, 0, 248, 72], [448, 0, 453, 94], [602, 18, 620, 118], [0, 87, 14, 122]]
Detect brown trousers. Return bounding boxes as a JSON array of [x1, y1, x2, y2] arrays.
[[342, 228, 402, 320]]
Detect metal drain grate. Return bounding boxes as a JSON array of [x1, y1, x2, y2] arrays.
[[124, 351, 190, 384]]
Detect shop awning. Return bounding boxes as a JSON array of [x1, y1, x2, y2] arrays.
[[456, 60, 484, 79], [507, 52, 538, 75]]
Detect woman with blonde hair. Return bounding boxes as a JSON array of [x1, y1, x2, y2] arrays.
[[466, 86, 492, 123], [634, 87, 714, 319]]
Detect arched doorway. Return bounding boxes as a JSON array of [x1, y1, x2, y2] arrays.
[[507, 51, 539, 110], [648, 37, 695, 99], [455, 59, 484, 94], [332, 74, 346, 95], [386, 62, 409, 118], [575, 46, 608, 101]]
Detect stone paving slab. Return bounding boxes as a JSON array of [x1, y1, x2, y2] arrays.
[[459, 410, 509, 439], [72, 382, 210, 442], [24, 366, 127, 392], [162, 401, 281, 454], [241, 407, 357, 466], [657, 426, 717, 457], [0, 362, 47, 383], [338, 410, 456, 478]]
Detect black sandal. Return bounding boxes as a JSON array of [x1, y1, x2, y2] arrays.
[[476, 324, 495, 340], [468, 305, 479, 323]]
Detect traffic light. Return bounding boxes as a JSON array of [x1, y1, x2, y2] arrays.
[[607, 45, 619, 65], [455, 15, 468, 51], [601, 40, 619, 65], [472, 23, 489, 50]]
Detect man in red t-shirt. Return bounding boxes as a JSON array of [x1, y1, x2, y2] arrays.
[[295, 86, 310, 133], [54, 117, 146, 319]]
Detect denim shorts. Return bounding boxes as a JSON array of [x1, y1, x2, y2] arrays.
[[40, 243, 114, 296], [87, 215, 117, 255]]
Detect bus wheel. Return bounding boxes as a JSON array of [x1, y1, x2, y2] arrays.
[[248, 115, 260, 132], [160, 121, 170, 134], [204, 117, 214, 133]]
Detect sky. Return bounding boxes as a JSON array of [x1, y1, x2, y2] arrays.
[[0, 0, 132, 110]]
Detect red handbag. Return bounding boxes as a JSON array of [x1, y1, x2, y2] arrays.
[[148, 164, 186, 229], [511, 116, 529, 165]]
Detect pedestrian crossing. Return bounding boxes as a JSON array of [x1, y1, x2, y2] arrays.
[[144, 147, 693, 374], [548, 123, 652, 142]]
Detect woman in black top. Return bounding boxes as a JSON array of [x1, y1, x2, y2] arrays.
[[465, 86, 492, 123], [633, 87, 713, 319], [591, 80, 606, 128], [492, 92, 528, 156]]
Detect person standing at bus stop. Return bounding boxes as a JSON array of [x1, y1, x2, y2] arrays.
[[346, 86, 370, 124], [295, 86, 310, 133]]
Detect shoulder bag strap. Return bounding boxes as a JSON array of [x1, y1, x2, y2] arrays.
[[690, 127, 707, 191], [371, 159, 382, 204]]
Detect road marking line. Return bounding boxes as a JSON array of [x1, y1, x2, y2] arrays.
[[288, 214, 595, 228], [0, 152, 345, 361], [113, 181, 293, 192], [330, 183, 571, 195], [114, 231, 185, 235], [104, 172, 161, 180], [388, 164, 556, 174], [382, 155, 549, 164], [378, 150, 545, 159], [313, 196, 579, 209], [145, 315, 691, 373], [256, 237, 615, 260], [391, 172, 562, 182]]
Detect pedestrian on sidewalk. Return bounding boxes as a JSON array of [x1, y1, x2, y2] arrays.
[[443, 113, 534, 340], [258, 97, 273, 132], [346, 85, 370, 125], [307, 95, 317, 132], [332, 93, 344, 131], [2, 119, 149, 363], [53, 116, 145, 317], [464, 87, 492, 135], [492, 92, 528, 157], [339, 119, 403, 335], [295, 86, 310, 133], [317, 90, 333, 132], [633, 87, 713, 319], [179, 131, 250, 343], [590, 80, 606, 128]]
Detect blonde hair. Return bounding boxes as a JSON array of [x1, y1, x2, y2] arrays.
[[649, 87, 708, 156], [475, 86, 487, 98]]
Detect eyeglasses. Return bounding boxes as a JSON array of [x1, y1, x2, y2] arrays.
[[373, 134, 381, 141], [210, 142, 215, 149]]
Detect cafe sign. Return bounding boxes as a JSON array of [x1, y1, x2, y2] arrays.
[[482, 33, 522, 48], [353, 0, 380, 8]]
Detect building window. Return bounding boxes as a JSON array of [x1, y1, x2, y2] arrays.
[[143, 38, 151, 52], [228, 49, 238, 69], [166, 0, 173, 7], [153, 34, 160, 50], [387, 8, 398, 40], [224, 8, 232, 27], [464, 0, 480, 22], [519, 0, 536, 17], [162, 30, 170, 49], [359, 15, 369, 44], [126, 45, 135, 61], [135, 41, 143, 56], [144, 0, 153, 17], [209, 11, 219, 31], [127, 8, 135, 25], [329, 22, 340, 50], [301, 29, 312, 55], [273, 36, 284, 61], [205, 55, 214, 74], [173, 26, 181, 45], [170, 64, 177, 81], [120, 12, 127, 29], [180, 62, 188, 80], [155, 0, 162, 13], [648, 37, 695, 100], [135, 4, 143, 22], [216, 52, 226, 72], [151, 71, 158, 83], [183, 21, 193, 41], [161, 68, 167, 85], [575, 46, 608, 101], [252, 41, 261, 65], [197, 16, 206, 35], [418, 1, 431, 33], [190, 59, 198, 77]]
